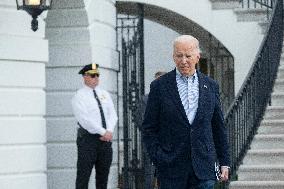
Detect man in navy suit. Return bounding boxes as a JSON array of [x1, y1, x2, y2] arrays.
[[142, 35, 230, 189]]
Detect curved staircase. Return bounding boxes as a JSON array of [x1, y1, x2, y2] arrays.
[[230, 54, 284, 188], [207, 0, 284, 188], [227, 0, 284, 187]]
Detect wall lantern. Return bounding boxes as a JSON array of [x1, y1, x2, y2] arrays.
[[16, 0, 53, 32]]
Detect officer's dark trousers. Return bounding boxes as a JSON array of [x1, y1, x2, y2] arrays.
[[76, 134, 112, 189]]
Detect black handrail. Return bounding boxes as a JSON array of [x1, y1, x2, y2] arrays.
[[216, 0, 283, 188], [240, 0, 275, 8], [240, 0, 276, 19]]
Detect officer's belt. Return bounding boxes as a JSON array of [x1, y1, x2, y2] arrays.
[[77, 122, 101, 138]]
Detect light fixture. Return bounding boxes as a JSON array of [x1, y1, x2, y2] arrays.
[[16, 0, 53, 31]]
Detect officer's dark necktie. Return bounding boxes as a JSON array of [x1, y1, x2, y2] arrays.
[[93, 90, 107, 129]]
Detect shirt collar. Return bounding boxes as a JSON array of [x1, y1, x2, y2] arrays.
[[176, 69, 197, 83], [83, 84, 98, 90]]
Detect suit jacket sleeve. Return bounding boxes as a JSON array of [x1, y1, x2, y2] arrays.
[[211, 82, 230, 167], [141, 80, 161, 164]]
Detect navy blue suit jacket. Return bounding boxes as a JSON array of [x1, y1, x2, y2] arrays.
[[142, 69, 230, 180]]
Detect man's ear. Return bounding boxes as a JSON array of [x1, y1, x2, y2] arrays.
[[197, 53, 201, 60]]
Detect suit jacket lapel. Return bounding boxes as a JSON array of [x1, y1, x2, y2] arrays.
[[165, 69, 189, 123], [193, 71, 208, 124]]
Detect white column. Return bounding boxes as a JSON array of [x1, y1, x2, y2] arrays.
[[45, 0, 118, 188], [86, 0, 119, 188], [0, 1, 48, 189], [45, 0, 91, 188]]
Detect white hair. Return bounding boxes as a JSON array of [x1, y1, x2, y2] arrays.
[[173, 35, 201, 53]]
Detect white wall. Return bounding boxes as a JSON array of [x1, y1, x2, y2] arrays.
[[0, 1, 48, 189], [144, 19, 179, 94]]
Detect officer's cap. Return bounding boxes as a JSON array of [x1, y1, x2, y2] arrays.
[[78, 63, 100, 75]]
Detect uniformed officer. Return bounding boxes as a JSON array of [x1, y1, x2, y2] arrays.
[[72, 63, 118, 189]]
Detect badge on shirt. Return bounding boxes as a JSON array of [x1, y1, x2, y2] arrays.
[[100, 94, 107, 101]]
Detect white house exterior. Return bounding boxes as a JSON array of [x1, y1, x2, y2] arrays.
[[0, 0, 268, 188]]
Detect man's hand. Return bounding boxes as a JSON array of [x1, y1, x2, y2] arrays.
[[220, 166, 229, 181], [100, 131, 113, 142]]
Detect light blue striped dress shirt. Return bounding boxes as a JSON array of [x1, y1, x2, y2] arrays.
[[176, 69, 199, 124]]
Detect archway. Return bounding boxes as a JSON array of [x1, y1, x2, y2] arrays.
[[116, 2, 234, 188]]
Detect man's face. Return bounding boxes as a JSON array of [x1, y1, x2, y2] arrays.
[[83, 74, 99, 88], [173, 41, 200, 76]]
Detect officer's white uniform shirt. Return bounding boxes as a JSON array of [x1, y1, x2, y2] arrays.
[[72, 85, 118, 136]]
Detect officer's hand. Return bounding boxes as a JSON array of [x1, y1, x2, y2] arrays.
[[100, 131, 113, 142]]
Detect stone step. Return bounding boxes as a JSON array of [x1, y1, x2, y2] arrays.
[[230, 181, 284, 189], [279, 59, 284, 65], [271, 92, 284, 106], [278, 63, 284, 71], [258, 21, 269, 34], [273, 79, 284, 92], [264, 106, 284, 119], [259, 120, 284, 134], [210, 0, 241, 10], [237, 165, 284, 181], [250, 134, 284, 149], [234, 8, 271, 22], [242, 149, 284, 165], [275, 72, 284, 81]]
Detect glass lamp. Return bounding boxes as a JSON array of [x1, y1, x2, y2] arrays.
[[16, 0, 53, 31]]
